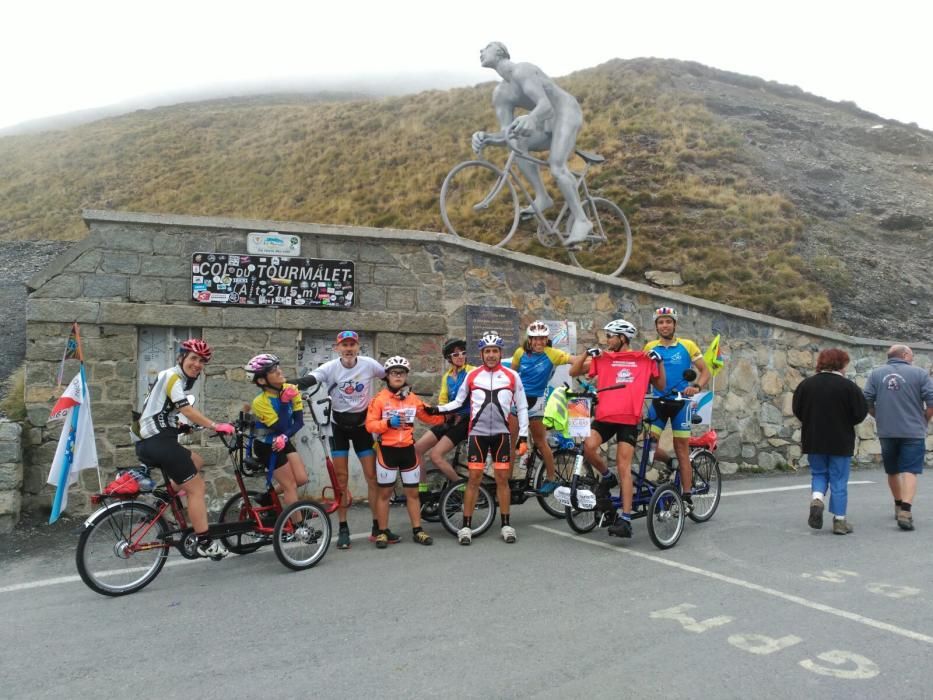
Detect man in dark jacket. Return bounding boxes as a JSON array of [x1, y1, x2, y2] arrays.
[[793, 348, 868, 535]]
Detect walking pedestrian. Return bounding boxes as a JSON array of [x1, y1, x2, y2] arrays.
[[863, 345, 933, 531], [792, 348, 868, 534]]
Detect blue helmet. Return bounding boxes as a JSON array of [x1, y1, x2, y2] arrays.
[[477, 331, 504, 349]]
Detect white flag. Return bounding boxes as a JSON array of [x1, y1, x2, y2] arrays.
[[690, 390, 714, 426], [47, 372, 98, 519]]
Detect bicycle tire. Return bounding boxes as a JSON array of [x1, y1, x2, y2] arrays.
[[273, 500, 332, 571], [567, 197, 632, 277], [76, 501, 168, 596], [440, 160, 520, 247], [688, 450, 721, 523], [218, 490, 265, 554], [439, 478, 496, 538], [419, 468, 449, 523], [533, 448, 574, 519], [647, 483, 685, 549], [565, 466, 602, 534]]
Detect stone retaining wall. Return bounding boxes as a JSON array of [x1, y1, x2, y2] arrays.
[[0, 420, 23, 532], [17, 210, 933, 520]]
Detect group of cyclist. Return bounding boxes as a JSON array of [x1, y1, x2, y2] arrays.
[[129, 307, 710, 557]]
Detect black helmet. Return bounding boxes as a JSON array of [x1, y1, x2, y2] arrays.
[[442, 338, 467, 358]]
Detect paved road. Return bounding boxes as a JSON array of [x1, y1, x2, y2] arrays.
[[2, 468, 930, 699]]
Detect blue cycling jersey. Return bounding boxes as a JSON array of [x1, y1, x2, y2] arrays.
[[511, 346, 571, 398]]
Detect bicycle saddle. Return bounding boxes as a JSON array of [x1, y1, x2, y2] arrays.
[[575, 149, 605, 164]]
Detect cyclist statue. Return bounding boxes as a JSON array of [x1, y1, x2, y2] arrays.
[[471, 41, 593, 246]]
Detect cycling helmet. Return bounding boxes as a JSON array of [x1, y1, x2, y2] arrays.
[[654, 306, 677, 322], [442, 338, 467, 357], [603, 319, 637, 339], [245, 353, 280, 376], [477, 331, 504, 349], [383, 356, 411, 372], [179, 339, 213, 361], [526, 321, 550, 337]]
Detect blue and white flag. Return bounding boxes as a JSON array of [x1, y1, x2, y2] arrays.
[[690, 390, 714, 426], [47, 369, 98, 523]]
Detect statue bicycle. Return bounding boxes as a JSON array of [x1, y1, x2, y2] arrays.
[[439, 139, 633, 277]]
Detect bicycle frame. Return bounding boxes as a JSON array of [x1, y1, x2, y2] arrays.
[[477, 145, 595, 238], [299, 388, 352, 514]]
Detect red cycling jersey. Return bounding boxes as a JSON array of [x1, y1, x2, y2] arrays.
[[588, 351, 659, 425]]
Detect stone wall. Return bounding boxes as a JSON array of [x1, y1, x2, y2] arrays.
[[17, 209, 933, 521], [0, 420, 23, 532]]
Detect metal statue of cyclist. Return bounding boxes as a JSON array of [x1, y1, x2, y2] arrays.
[[472, 41, 593, 246]]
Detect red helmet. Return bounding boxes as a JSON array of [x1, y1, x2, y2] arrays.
[[180, 338, 213, 361]]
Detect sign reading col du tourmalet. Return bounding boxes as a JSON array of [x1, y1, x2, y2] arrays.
[[191, 253, 354, 309]]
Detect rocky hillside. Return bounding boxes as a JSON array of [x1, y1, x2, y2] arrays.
[[0, 58, 930, 343]]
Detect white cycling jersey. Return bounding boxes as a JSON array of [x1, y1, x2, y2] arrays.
[[439, 363, 528, 437], [308, 356, 386, 414]]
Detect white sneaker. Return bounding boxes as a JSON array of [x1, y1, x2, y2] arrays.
[[501, 525, 517, 543], [458, 527, 472, 546], [196, 538, 229, 560]]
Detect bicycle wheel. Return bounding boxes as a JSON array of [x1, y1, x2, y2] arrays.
[[440, 161, 520, 247], [419, 468, 449, 522], [533, 449, 574, 519], [688, 450, 721, 523], [565, 462, 603, 533], [76, 501, 168, 596], [439, 478, 497, 537], [567, 197, 632, 277], [219, 490, 265, 555], [273, 500, 332, 571], [647, 483, 685, 550]]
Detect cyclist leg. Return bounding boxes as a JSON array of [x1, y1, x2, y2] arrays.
[[583, 428, 609, 475], [492, 434, 512, 519], [671, 402, 693, 493], [614, 426, 638, 514], [530, 418, 555, 480], [350, 425, 379, 525], [426, 436, 454, 481], [399, 462, 423, 529], [463, 435, 487, 519]]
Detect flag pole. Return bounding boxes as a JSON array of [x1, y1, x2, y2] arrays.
[[72, 324, 104, 493]]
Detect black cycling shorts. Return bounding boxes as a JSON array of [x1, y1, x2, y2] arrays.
[[329, 411, 374, 456], [591, 420, 638, 447], [379, 444, 417, 469], [135, 433, 198, 485], [430, 418, 469, 445], [253, 439, 296, 471], [467, 434, 511, 469]]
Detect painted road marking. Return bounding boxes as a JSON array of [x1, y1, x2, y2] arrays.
[[533, 524, 933, 645], [722, 481, 873, 498], [0, 531, 369, 595]]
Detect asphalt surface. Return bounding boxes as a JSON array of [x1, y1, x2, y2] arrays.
[[1, 467, 931, 699]]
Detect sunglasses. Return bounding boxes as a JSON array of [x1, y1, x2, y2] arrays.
[[448, 351, 467, 358]]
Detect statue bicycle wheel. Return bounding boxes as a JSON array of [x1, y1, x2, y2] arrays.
[[440, 160, 520, 247], [566, 197, 632, 278]]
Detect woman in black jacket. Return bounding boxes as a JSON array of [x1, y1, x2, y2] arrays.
[[792, 348, 869, 535]]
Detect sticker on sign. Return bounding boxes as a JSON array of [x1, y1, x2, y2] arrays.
[[247, 232, 302, 256]]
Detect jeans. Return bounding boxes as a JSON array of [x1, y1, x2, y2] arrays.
[[809, 453, 852, 517]]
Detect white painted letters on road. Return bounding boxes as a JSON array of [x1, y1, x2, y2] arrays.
[[649, 604, 733, 633]]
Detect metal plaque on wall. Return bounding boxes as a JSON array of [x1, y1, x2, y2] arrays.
[[465, 304, 520, 365], [190, 252, 354, 308]]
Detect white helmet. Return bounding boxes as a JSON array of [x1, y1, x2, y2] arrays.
[[603, 319, 637, 339], [526, 321, 550, 337], [383, 356, 411, 372], [477, 331, 504, 349]]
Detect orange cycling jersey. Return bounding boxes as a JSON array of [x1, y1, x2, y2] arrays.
[[365, 388, 443, 448]]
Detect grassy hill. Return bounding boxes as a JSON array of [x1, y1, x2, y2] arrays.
[[2, 58, 931, 336]]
